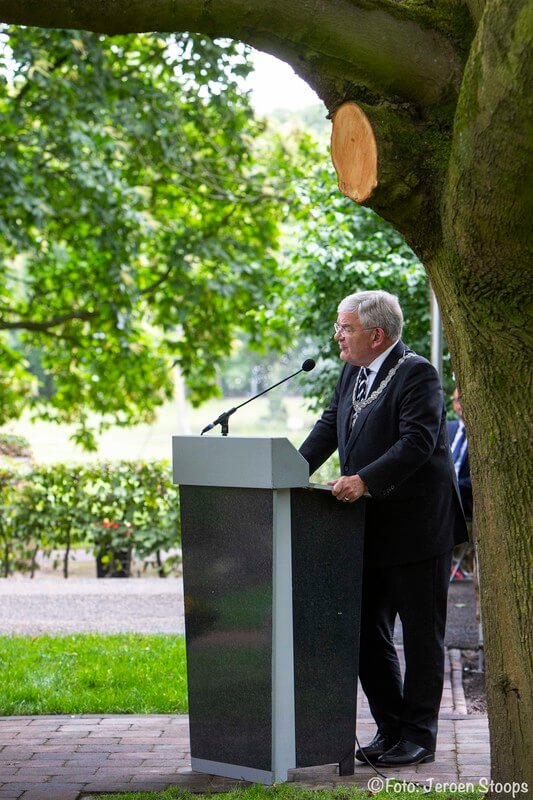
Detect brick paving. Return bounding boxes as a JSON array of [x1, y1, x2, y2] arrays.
[[0, 648, 489, 799]]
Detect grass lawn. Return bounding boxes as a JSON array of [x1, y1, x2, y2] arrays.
[[0, 633, 187, 715], [90, 786, 485, 799]]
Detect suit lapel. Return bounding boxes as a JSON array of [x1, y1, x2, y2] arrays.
[[341, 366, 358, 445], [344, 341, 406, 456]]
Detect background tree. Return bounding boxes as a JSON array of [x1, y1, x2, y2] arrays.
[[284, 158, 438, 410], [0, 27, 305, 447], [0, 0, 531, 790], [0, 23, 428, 444], [242, 146, 436, 414]]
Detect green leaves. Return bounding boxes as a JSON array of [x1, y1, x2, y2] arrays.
[[281, 155, 433, 410], [0, 28, 293, 445], [0, 26, 439, 443], [0, 461, 180, 578]]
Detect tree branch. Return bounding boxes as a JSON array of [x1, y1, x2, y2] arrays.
[[140, 263, 175, 299], [0, 0, 467, 107], [0, 310, 97, 331], [141, 201, 242, 299], [326, 99, 450, 251]]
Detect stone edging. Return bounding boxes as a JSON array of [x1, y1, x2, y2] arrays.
[[449, 647, 468, 715]]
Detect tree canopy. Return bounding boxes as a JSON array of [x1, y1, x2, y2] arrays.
[[285, 159, 434, 410], [0, 24, 430, 447], [0, 27, 307, 446]]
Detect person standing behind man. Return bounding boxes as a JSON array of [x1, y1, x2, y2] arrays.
[[448, 389, 473, 521], [299, 290, 468, 767]]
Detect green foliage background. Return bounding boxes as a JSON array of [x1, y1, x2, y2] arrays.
[[0, 26, 448, 446], [0, 27, 310, 446], [281, 157, 439, 409]]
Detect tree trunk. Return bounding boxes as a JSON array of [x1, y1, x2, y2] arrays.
[[156, 549, 165, 579], [428, 245, 533, 794], [29, 544, 39, 578], [63, 526, 71, 579], [2, 539, 9, 578], [414, 1, 533, 788]]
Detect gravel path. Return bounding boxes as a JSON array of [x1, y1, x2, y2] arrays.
[[0, 578, 184, 635], [0, 574, 477, 645]]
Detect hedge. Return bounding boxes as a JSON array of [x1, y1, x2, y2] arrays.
[[0, 461, 180, 578]]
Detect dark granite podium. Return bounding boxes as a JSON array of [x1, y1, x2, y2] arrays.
[[172, 436, 364, 784]]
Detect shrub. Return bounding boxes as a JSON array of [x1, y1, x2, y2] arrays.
[[85, 461, 181, 578], [0, 461, 180, 578]]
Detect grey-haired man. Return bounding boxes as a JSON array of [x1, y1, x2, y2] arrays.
[[300, 290, 467, 766]]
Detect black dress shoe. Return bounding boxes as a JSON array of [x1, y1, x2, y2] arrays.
[[376, 739, 435, 767], [355, 732, 399, 763]]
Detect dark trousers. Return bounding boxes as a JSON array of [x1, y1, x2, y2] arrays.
[[357, 549, 452, 751]]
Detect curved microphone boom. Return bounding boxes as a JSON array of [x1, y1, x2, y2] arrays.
[[201, 358, 316, 435]]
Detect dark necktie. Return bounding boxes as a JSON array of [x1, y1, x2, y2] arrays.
[[350, 367, 370, 432], [355, 367, 369, 402]]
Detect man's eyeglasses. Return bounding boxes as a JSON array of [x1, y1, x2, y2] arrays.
[[333, 322, 373, 336]]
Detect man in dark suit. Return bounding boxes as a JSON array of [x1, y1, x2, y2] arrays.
[[299, 290, 468, 767]]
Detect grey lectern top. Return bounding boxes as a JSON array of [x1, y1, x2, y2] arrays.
[[172, 435, 310, 488]]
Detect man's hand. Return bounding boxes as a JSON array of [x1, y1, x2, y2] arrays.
[[329, 474, 368, 503]]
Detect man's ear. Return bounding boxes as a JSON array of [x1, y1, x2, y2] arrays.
[[372, 327, 386, 346]]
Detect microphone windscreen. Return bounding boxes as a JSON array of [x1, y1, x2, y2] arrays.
[[301, 358, 316, 372]]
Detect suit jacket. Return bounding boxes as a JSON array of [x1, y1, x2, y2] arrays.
[[299, 341, 468, 567], [447, 418, 473, 520]]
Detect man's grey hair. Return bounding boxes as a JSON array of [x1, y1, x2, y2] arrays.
[[337, 290, 404, 340]]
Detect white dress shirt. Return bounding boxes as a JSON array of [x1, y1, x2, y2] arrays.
[[363, 340, 400, 396]]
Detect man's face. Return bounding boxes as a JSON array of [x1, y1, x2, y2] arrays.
[[334, 311, 376, 367], [452, 389, 463, 418]]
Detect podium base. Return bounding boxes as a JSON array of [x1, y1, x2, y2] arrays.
[[191, 757, 281, 784]]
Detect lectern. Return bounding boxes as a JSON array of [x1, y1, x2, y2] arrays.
[[172, 436, 364, 784]]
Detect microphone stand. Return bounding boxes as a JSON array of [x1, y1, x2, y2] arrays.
[[201, 364, 312, 436]]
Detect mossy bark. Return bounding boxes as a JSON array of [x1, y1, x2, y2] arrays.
[[0, 0, 467, 105], [428, 245, 532, 794], [419, 1, 533, 791]]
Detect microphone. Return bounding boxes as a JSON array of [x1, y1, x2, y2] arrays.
[[201, 358, 316, 435]]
